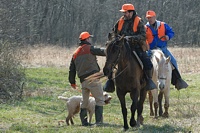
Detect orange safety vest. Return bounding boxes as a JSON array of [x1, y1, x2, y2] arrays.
[[118, 16, 141, 33], [146, 22, 166, 44], [73, 44, 89, 60]]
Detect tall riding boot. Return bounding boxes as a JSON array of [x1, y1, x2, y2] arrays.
[[80, 108, 90, 126], [95, 105, 103, 125], [145, 69, 157, 91], [172, 68, 188, 90]]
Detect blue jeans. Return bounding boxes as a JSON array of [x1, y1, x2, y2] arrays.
[[161, 47, 178, 69]]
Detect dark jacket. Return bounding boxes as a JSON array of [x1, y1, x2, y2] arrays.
[[112, 14, 148, 51], [69, 41, 105, 84]]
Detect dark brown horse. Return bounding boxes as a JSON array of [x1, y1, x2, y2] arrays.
[[103, 35, 147, 131]]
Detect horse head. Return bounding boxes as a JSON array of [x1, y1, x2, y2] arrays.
[[103, 35, 124, 78], [155, 51, 171, 90]]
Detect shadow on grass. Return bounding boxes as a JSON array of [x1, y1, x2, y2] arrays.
[[139, 124, 189, 133], [57, 123, 190, 132]]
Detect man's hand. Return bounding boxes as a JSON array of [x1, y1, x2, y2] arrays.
[[124, 36, 139, 42], [124, 36, 132, 41], [71, 84, 77, 89], [160, 35, 169, 41], [165, 35, 169, 41]]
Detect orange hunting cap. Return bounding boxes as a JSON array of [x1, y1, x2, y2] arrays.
[[120, 4, 135, 12], [146, 10, 156, 18], [79, 31, 93, 40]]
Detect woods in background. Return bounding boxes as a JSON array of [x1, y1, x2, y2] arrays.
[[0, 0, 199, 46]]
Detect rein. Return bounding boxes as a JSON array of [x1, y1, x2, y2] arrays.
[[112, 65, 128, 80], [109, 39, 129, 80]]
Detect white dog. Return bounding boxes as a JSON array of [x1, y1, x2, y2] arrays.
[[58, 92, 112, 125]]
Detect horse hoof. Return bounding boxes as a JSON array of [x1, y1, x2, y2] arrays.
[[150, 112, 154, 116], [162, 112, 169, 118], [159, 112, 163, 117], [154, 116, 158, 119], [123, 126, 129, 131], [138, 115, 144, 125], [130, 118, 137, 127]]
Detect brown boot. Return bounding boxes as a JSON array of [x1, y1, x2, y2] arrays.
[[175, 78, 188, 90]]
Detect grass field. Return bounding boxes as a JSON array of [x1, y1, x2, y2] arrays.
[[0, 45, 200, 133]]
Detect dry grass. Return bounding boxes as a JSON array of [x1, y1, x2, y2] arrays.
[[19, 44, 73, 68], [19, 45, 200, 74], [168, 47, 200, 74]]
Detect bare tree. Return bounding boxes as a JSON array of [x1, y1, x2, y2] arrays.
[[0, 0, 199, 46]]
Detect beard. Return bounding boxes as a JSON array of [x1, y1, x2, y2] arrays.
[[124, 15, 131, 20]]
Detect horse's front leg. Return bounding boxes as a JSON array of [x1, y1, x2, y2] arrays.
[[163, 89, 170, 118], [130, 89, 139, 127], [117, 91, 129, 131], [158, 91, 164, 116]]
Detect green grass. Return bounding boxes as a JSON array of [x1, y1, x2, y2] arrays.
[[25, 67, 69, 88], [0, 68, 199, 133]]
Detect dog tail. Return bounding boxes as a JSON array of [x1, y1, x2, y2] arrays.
[[58, 96, 69, 101]]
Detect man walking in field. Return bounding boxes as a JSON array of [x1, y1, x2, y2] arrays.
[[68, 31, 106, 126]]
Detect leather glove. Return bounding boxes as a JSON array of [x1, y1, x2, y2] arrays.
[[71, 84, 77, 89]]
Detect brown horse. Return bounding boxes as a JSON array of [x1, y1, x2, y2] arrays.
[[103, 35, 147, 131]]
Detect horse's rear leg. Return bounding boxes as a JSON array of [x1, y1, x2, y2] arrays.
[[158, 92, 163, 116], [148, 91, 154, 116]]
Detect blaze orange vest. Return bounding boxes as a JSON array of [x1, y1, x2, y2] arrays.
[[118, 16, 141, 33], [146, 22, 166, 44], [73, 44, 89, 60]]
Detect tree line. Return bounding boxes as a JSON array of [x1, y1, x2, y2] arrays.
[[0, 0, 199, 47]]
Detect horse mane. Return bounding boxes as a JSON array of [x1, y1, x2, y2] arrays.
[[152, 49, 165, 60], [106, 38, 132, 63], [122, 40, 132, 62]]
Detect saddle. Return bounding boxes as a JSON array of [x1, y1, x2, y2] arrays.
[[132, 51, 143, 70]]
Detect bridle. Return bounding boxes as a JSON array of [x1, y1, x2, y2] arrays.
[[106, 37, 128, 80], [158, 77, 167, 80]]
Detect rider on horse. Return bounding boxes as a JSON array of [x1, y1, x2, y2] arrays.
[[109, 4, 156, 91], [145, 10, 188, 90]]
